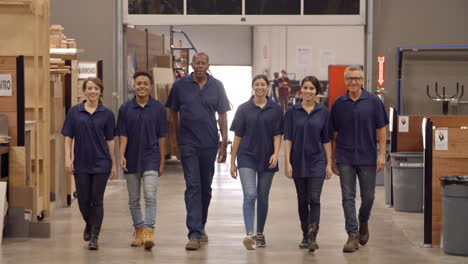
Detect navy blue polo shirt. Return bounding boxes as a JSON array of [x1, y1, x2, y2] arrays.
[[230, 97, 283, 172], [116, 97, 167, 174], [284, 102, 330, 178], [330, 89, 389, 166], [61, 102, 115, 174], [165, 73, 231, 148]]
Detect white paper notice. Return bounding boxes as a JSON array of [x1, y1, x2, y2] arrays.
[[0, 74, 12, 96], [434, 129, 448, 151], [399, 116, 409, 132], [297, 47, 312, 65], [319, 49, 336, 77]]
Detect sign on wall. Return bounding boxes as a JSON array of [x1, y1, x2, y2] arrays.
[[377, 56, 385, 87], [0, 74, 12, 96], [78, 62, 98, 79]]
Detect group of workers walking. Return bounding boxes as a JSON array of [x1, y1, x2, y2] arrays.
[[62, 52, 388, 254]]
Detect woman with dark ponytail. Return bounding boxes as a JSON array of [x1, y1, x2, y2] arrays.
[[230, 74, 283, 250], [62, 77, 116, 250], [284, 76, 332, 252]]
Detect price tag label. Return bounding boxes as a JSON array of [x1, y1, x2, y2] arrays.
[[0, 74, 12, 96]]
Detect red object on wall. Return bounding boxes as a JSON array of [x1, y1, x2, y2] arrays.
[[328, 65, 349, 110]]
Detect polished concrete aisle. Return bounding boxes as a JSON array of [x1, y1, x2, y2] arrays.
[[1, 158, 467, 264]]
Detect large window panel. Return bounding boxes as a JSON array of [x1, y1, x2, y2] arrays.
[[187, 0, 242, 15], [246, 0, 300, 15], [304, 0, 359, 15], [128, 0, 183, 14]]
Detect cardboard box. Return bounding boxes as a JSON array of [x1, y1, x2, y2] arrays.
[[156, 55, 172, 68], [8, 146, 26, 187], [8, 186, 36, 211]]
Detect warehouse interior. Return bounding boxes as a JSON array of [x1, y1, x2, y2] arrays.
[[1, 0, 468, 263]]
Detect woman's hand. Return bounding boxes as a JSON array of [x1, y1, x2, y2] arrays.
[[325, 164, 332, 180], [268, 154, 278, 169], [285, 162, 293, 179], [65, 158, 74, 174], [230, 162, 238, 179], [110, 165, 117, 180]]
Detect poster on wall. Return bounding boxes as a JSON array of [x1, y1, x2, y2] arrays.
[[0, 74, 12, 96], [78, 62, 97, 79], [297, 47, 312, 65], [319, 49, 336, 79]]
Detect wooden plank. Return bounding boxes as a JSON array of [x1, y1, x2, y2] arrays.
[[8, 146, 25, 187], [0, 182, 6, 245]]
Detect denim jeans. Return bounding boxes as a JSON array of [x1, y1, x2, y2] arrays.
[[125, 170, 158, 229], [74, 173, 110, 231], [179, 145, 218, 239], [337, 164, 376, 236], [238, 168, 275, 234], [293, 177, 325, 225]]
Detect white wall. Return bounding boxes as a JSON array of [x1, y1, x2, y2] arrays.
[[141, 25, 252, 66], [253, 25, 365, 81]]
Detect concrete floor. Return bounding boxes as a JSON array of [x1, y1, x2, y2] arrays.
[[1, 154, 467, 264]]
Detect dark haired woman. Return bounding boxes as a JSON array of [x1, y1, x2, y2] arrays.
[[230, 74, 283, 250], [62, 77, 116, 250], [284, 76, 332, 252]]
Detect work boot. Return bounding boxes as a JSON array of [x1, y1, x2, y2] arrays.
[[130, 227, 144, 247], [88, 226, 100, 250], [308, 222, 320, 252], [358, 221, 369, 245], [299, 222, 310, 249], [83, 223, 91, 242], [201, 229, 208, 242], [343, 233, 359, 253], [243, 233, 256, 250], [185, 237, 201, 250], [143, 228, 155, 250]]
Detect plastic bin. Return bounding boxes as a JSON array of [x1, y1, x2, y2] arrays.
[[390, 152, 424, 212], [440, 176, 468, 256]]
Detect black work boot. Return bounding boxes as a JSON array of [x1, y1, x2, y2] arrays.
[[299, 222, 310, 249], [88, 226, 100, 250], [308, 222, 319, 252], [83, 223, 91, 242]]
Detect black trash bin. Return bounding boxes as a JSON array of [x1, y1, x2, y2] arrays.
[[440, 176, 468, 256], [390, 152, 424, 212]]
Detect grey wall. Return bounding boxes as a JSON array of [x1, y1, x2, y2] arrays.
[[51, 0, 117, 112], [141, 25, 252, 66], [372, 0, 468, 115]]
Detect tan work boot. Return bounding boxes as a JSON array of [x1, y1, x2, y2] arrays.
[[343, 233, 359, 253], [143, 228, 155, 250], [185, 237, 201, 250], [130, 227, 144, 247], [358, 221, 369, 245]]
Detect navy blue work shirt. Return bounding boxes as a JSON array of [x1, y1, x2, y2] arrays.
[[116, 97, 167, 174], [330, 89, 389, 166], [284, 102, 330, 178], [61, 102, 115, 174], [230, 97, 283, 172], [165, 73, 231, 148]]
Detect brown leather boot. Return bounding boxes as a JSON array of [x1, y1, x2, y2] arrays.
[[343, 233, 359, 253], [359, 221, 369, 245], [130, 227, 144, 247], [143, 228, 155, 250]]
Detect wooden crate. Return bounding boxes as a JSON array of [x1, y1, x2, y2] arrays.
[[0, 0, 51, 220]]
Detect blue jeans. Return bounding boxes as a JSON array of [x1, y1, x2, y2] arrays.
[[337, 164, 376, 236], [238, 168, 274, 234], [293, 177, 325, 225], [179, 145, 218, 239], [125, 170, 159, 229]]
